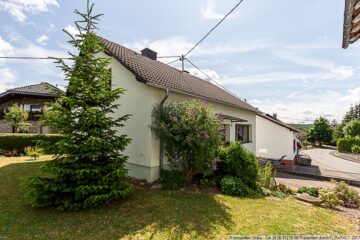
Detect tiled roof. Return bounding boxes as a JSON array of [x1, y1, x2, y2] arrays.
[[343, 0, 360, 48], [99, 37, 259, 113], [0, 82, 63, 97]]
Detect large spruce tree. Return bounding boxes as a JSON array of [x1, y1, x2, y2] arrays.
[[25, 1, 132, 210]]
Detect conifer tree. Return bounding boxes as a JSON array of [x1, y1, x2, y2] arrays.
[[25, 1, 132, 210]]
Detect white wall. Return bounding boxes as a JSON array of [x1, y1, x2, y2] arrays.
[[255, 115, 297, 161], [102, 53, 258, 181], [149, 88, 257, 174]]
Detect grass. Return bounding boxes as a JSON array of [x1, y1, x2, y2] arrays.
[[0, 161, 357, 239]]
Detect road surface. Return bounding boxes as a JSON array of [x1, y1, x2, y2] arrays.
[[303, 148, 360, 179]]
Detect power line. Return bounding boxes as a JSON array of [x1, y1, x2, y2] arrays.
[[167, 58, 181, 65], [185, 58, 247, 102], [157, 56, 181, 59], [183, 0, 244, 58], [0, 56, 72, 60]]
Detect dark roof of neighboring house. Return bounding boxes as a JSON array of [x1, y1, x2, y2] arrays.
[[99, 37, 259, 113], [260, 113, 299, 132], [0, 82, 63, 99], [343, 0, 360, 48]]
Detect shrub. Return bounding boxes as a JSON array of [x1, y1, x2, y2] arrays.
[[351, 145, 360, 154], [198, 177, 217, 189], [258, 162, 275, 189], [4, 104, 30, 133], [160, 170, 186, 190], [331, 180, 360, 208], [337, 136, 360, 152], [151, 99, 223, 182], [337, 136, 360, 153], [25, 146, 44, 160], [297, 187, 320, 197], [273, 184, 295, 195], [0, 134, 63, 154], [220, 176, 249, 196], [319, 188, 343, 208], [343, 120, 360, 137], [217, 142, 259, 189]]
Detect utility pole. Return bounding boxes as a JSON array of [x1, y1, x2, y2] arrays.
[[180, 55, 185, 71]]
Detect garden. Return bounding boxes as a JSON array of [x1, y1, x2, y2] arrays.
[[0, 1, 359, 238]]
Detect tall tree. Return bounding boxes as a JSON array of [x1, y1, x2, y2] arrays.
[[343, 103, 360, 124], [25, 1, 132, 210], [306, 116, 333, 145]]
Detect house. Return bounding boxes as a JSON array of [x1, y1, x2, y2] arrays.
[[0, 82, 63, 133], [99, 37, 299, 182], [342, 0, 360, 48]]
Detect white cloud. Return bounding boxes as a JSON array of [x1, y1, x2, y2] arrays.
[[0, 68, 16, 92], [125, 36, 276, 61], [325, 66, 355, 80], [188, 67, 220, 81], [273, 50, 336, 70], [64, 24, 79, 37], [0, 0, 59, 23], [251, 88, 360, 124], [200, 1, 225, 20], [0, 36, 13, 55], [36, 35, 49, 45]]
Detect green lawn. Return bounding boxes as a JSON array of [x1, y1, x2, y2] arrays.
[[0, 161, 357, 239]]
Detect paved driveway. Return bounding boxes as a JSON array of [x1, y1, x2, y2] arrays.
[[303, 148, 360, 177]]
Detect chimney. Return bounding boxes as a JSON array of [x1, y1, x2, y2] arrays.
[[141, 48, 157, 60], [273, 113, 277, 119]]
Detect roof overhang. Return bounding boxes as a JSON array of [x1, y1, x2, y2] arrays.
[[218, 114, 248, 123], [343, 0, 360, 48], [0, 91, 60, 104]]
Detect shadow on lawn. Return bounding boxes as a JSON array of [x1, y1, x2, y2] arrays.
[[1, 162, 234, 239]]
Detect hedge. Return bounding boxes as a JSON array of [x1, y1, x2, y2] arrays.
[[0, 134, 63, 154], [337, 136, 360, 153]]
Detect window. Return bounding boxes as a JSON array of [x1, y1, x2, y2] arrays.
[[23, 104, 42, 113], [293, 139, 296, 153], [235, 125, 250, 143], [30, 105, 42, 113]]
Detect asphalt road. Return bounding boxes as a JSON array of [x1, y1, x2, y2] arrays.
[[303, 148, 360, 176]]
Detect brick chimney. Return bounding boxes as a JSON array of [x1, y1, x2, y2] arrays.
[[141, 48, 157, 60]]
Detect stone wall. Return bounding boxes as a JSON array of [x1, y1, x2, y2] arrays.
[[0, 121, 54, 134]]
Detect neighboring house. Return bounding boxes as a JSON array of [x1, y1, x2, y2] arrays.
[[0, 82, 63, 133], [342, 0, 360, 48], [99, 37, 299, 181]]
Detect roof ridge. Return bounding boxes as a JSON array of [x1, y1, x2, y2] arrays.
[[99, 36, 260, 113]]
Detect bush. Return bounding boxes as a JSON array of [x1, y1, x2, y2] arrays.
[[151, 100, 223, 182], [351, 145, 360, 154], [198, 177, 217, 189], [343, 120, 360, 137], [258, 162, 275, 189], [297, 187, 320, 197], [332, 180, 360, 208], [25, 146, 44, 160], [217, 142, 259, 189], [319, 188, 343, 208], [0, 134, 63, 154], [160, 170, 186, 190], [337, 136, 360, 153], [220, 176, 249, 196], [273, 184, 295, 195]]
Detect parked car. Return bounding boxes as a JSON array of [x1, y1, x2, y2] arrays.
[[296, 153, 312, 166]]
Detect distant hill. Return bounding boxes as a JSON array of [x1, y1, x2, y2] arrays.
[[288, 124, 313, 132]]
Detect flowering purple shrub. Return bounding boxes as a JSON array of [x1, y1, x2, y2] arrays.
[[151, 100, 223, 182]]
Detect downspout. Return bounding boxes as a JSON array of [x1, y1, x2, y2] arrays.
[[159, 89, 170, 172]]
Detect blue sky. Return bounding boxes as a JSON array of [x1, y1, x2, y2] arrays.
[[0, 0, 359, 123]]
